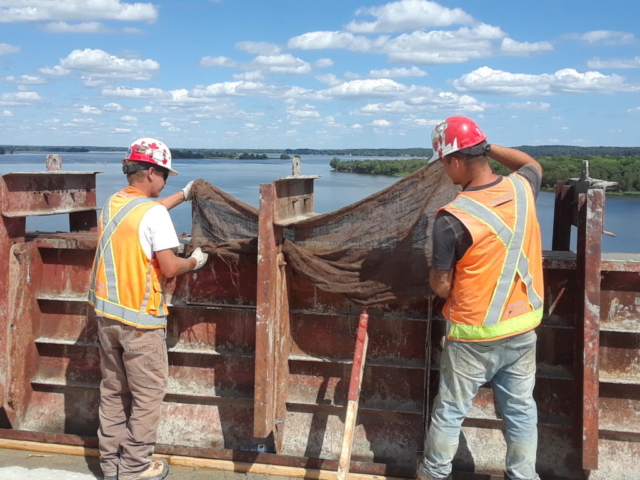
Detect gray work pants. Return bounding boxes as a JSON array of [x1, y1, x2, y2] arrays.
[[419, 330, 538, 480], [96, 316, 168, 480]]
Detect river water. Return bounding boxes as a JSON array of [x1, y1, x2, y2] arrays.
[[1, 151, 638, 253]]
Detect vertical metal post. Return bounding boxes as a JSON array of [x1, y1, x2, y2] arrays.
[[0, 177, 26, 426], [552, 181, 573, 251], [254, 183, 290, 451], [575, 188, 603, 471]]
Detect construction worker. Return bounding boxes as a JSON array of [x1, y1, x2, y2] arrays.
[[88, 138, 208, 480], [418, 117, 543, 480]]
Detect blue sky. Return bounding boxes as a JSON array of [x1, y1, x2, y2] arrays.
[[1, 0, 639, 149]]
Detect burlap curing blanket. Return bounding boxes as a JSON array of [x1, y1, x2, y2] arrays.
[[189, 162, 458, 306]]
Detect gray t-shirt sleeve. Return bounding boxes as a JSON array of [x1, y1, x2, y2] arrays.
[[515, 165, 542, 199], [431, 212, 472, 271]]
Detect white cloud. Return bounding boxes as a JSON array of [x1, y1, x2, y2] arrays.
[[316, 74, 342, 86], [0, 43, 20, 55], [43, 21, 109, 33], [402, 117, 439, 127], [454, 66, 638, 95], [102, 86, 165, 99], [80, 105, 102, 114], [0, 0, 158, 23], [506, 101, 551, 111], [236, 41, 281, 55], [588, 56, 640, 69], [314, 58, 334, 68], [0, 91, 41, 106], [1, 110, 13, 117], [160, 121, 172, 127], [570, 30, 635, 45], [384, 24, 505, 64], [200, 56, 238, 67], [115, 127, 132, 132], [346, 0, 474, 33], [286, 129, 298, 135], [371, 119, 391, 127], [123, 26, 143, 34], [72, 117, 96, 124], [351, 123, 363, 129], [288, 106, 320, 118], [360, 100, 413, 114], [320, 78, 408, 98], [368, 66, 427, 78], [59, 49, 159, 81], [233, 70, 264, 80], [500, 38, 553, 55], [103, 102, 123, 111], [120, 115, 137, 124], [288, 31, 380, 52], [627, 107, 640, 113], [0, 75, 46, 84], [39, 65, 71, 76], [252, 54, 311, 74], [191, 81, 266, 97]]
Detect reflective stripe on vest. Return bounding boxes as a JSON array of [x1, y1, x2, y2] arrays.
[[89, 194, 168, 328], [445, 175, 543, 339]]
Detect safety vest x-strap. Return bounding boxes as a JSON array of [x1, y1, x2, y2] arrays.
[[442, 174, 544, 341], [88, 189, 168, 328]]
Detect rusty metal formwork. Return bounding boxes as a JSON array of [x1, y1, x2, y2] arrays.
[[0, 159, 638, 480]]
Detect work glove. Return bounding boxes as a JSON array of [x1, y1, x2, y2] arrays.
[[182, 180, 195, 201], [189, 247, 208, 270]]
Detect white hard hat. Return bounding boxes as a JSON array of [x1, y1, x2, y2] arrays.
[[123, 137, 178, 176]]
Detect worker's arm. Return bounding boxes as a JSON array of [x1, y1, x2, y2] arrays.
[[429, 268, 454, 299], [155, 247, 208, 278], [157, 180, 195, 211], [157, 191, 184, 211], [489, 144, 542, 176]]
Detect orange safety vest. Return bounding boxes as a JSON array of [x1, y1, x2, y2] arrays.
[[88, 186, 169, 328], [439, 173, 544, 342]]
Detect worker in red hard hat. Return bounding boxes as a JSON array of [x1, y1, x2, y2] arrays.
[[89, 137, 208, 480], [418, 117, 544, 480]]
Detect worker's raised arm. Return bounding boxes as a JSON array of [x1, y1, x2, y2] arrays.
[[489, 144, 542, 176], [157, 180, 195, 210]]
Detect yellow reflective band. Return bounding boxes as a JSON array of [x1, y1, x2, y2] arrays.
[[447, 307, 542, 342]]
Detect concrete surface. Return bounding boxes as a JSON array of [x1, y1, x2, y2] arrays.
[[0, 448, 293, 480]]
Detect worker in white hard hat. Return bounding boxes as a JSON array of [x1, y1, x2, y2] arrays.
[[88, 137, 208, 480]]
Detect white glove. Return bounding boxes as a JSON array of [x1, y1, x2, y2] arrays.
[[189, 247, 208, 270], [182, 180, 195, 201]]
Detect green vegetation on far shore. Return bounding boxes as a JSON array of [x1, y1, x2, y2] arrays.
[[330, 155, 640, 194]]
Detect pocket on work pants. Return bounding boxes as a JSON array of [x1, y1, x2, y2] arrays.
[[512, 341, 536, 376], [452, 341, 492, 379], [124, 328, 169, 390]]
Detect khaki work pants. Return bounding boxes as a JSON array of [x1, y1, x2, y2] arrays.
[[96, 316, 168, 480]]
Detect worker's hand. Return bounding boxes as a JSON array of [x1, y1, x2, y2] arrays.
[[182, 180, 195, 201], [189, 247, 208, 270]]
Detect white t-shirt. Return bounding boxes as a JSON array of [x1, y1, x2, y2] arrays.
[[138, 204, 180, 259]]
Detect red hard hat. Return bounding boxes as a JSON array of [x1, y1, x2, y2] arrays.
[[429, 116, 488, 163], [123, 137, 178, 176]]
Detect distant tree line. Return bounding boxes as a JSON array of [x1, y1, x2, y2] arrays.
[[491, 155, 640, 192], [238, 153, 268, 160], [330, 157, 428, 176], [330, 155, 640, 193], [288, 148, 431, 157], [171, 149, 238, 159]]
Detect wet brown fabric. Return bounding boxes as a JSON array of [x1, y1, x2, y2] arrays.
[[189, 162, 458, 306]]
